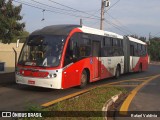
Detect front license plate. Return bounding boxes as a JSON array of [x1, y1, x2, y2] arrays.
[[28, 80, 35, 85]]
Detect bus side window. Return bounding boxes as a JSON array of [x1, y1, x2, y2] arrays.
[[130, 45, 134, 56], [134, 43, 138, 56], [105, 37, 111, 46], [73, 42, 80, 59], [138, 44, 142, 56], [79, 33, 91, 58], [142, 45, 147, 56]]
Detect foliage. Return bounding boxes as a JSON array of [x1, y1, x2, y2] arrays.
[[127, 35, 160, 61], [12, 30, 29, 43], [0, 0, 25, 43], [19, 30, 29, 43], [148, 37, 160, 61]]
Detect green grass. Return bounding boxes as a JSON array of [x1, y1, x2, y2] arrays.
[[24, 86, 127, 120], [44, 86, 127, 120]]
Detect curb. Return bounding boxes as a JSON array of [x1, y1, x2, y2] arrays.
[[149, 61, 160, 65], [102, 92, 122, 120]]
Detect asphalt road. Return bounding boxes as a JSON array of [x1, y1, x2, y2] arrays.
[[0, 64, 159, 112]]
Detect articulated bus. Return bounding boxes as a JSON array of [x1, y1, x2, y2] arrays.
[[16, 25, 148, 89]]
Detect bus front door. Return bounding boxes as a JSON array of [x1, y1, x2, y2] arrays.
[[92, 41, 100, 79]]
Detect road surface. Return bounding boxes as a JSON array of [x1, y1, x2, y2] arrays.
[[0, 64, 159, 112]]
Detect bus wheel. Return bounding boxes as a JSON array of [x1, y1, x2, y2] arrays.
[[139, 64, 142, 72], [115, 66, 120, 79], [79, 70, 87, 88]]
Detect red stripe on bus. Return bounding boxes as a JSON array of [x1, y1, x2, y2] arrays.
[[61, 57, 113, 89], [132, 55, 148, 72]]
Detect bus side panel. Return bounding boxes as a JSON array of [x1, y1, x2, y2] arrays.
[[101, 56, 124, 78], [62, 58, 92, 89], [142, 55, 149, 71], [61, 57, 116, 89], [100, 57, 113, 79], [132, 55, 149, 72], [131, 56, 140, 72]]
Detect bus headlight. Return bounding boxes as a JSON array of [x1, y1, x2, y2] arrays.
[[47, 73, 57, 78], [53, 73, 57, 77]]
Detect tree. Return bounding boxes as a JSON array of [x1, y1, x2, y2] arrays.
[[0, 0, 25, 44], [130, 34, 139, 39], [12, 30, 29, 43], [19, 31, 29, 43], [139, 37, 146, 42], [148, 37, 160, 61]]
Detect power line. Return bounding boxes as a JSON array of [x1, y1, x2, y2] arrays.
[[14, 0, 134, 35], [86, 9, 101, 20], [101, 0, 121, 30], [153, 32, 160, 37], [13, 0, 101, 20], [31, 0, 129, 33], [105, 20, 129, 34], [13, 0, 99, 19], [47, 0, 102, 20], [103, 0, 138, 35], [106, 13, 136, 35], [47, 0, 86, 13], [13, 0, 45, 10], [29, 0, 77, 12], [106, 0, 121, 12]]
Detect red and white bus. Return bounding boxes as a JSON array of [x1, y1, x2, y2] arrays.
[[16, 25, 148, 89], [124, 36, 148, 73]]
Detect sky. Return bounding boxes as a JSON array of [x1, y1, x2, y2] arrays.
[[13, 0, 160, 39]]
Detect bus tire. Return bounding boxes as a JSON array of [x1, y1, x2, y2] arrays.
[[115, 65, 120, 79], [139, 63, 142, 72], [79, 70, 87, 88]]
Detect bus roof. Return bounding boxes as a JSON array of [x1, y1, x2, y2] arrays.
[[30, 24, 123, 39], [128, 36, 146, 45], [79, 26, 123, 39], [31, 24, 81, 36]]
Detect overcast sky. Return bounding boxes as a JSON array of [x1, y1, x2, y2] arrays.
[[13, 0, 160, 38]]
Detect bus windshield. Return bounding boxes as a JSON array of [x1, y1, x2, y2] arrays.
[[18, 35, 66, 67]]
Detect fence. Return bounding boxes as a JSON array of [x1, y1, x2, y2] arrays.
[[0, 43, 23, 73]]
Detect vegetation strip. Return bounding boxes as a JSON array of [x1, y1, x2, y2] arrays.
[[41, 76, 153, 107], [44, 87, 127, 119], [41, 88, 92, 107]]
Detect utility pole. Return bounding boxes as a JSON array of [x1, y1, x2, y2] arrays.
[[80, 19, 83, 26], [100, 0, 105, 30], [100, 0, 110, 30]]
